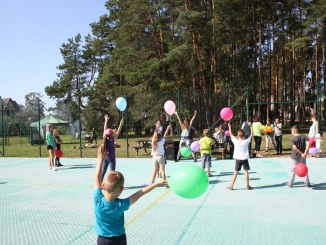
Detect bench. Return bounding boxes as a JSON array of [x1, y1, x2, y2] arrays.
[[194, 148, 226, 160], [211, 148, 226, 160], [132, 146, 152, 155]]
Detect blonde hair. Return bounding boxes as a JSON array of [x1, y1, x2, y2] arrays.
[[103, 171, 125, 194], [152, 132, 163, 151], [203, 129, 209, 137]]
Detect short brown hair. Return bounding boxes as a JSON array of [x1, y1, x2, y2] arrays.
[[292, 125, 300, 133], [203, 129, 209, 137], [103, 171, 125, 193], [238, 129, 245, 138], [312, 115, 317, 120]]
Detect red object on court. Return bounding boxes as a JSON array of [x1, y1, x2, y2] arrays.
[[55, 150, 63, 158], [295, 162, 308, 177]]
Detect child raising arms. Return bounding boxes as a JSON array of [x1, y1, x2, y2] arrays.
[[151, 125, 171, 187], [102, 114, 124, 181], [226, 122, 253, 190], [94, 146, 166, 245]]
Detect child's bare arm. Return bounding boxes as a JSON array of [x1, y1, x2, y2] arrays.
[[228, 123, 233, 137], [103, 114, 109, 137], [94, 146, 106, 189], [114, 118, 124, 140], [174, 111, 183, 127], [163, 125, 171, 138], [302, 140, 310, 158], [129, 180, 167, 205], [189, 110, 197, 126]]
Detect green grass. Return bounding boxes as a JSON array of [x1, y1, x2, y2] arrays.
[[0, 122, 322, 158]]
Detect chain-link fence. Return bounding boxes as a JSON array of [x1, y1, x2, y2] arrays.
[[1, 89, 249, 157]]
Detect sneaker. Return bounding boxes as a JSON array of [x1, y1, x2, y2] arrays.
[[194, 158, 197, 162], [164, 185, 169, 189], [175, 159, 179, 162], [256, 154, 263, 158], [306, 183, 311, 188], [58, 163, 64, 167], [263, 149, 268, 152], [247, 186, 253, 190], [285, 183, 292, 188], [52, 167, 57, 171]]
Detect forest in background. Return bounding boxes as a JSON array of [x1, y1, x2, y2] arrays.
[[42, 0, 326, 130]]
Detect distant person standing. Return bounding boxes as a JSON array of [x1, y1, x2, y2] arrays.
[[264, 119, 276, 152], [274, 117, 283, 155], [221, 120, 230, 149], [91, 128, 98, 144], [45, 123, 57, 171], [53, 129, 63, 167], [286, 125, 311, 188], [252, 117, 265, 158], [308, 115, 319, 149], [155, 120, 166, 135]]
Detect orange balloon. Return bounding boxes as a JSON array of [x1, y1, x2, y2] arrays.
[[266, 126, 273, 133]]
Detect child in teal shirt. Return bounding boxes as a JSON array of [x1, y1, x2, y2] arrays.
[[94, 146, 166, 244]]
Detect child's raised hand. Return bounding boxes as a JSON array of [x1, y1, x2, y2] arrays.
[[194, 110, 197, 116], [104, 114, 109, 120], [174, 111, 178, 115], [97, 145, 106, 159]]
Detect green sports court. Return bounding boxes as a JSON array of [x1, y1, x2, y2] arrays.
[[1, 157, 326, 245]]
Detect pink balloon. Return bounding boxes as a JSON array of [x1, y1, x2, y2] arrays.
[[164, 100, 176, 116], [225, 130, 230, 136], [190, 141, 200, 151], [220, 107, 233, 121]]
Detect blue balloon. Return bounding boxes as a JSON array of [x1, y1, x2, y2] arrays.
[[116, 97, 127, 111]]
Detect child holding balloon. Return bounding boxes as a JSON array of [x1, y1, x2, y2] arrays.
[[150, 125, 171, 187], [101, 114, 124, 181], [94, 145, 167, 245], [286, 125, 311, 188], [53, 129, 63, 167], [263, 119, 276, 153], [199, 129, 214, 177], [226, 122, 253, 190], [174, 110, 197, 162]]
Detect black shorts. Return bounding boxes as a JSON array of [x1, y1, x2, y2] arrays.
[[235, 159, 250, 171], [97, 233, 126, 245], [47, 145, 54, 150]]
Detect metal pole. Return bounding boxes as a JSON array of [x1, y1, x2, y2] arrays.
[[177, 89, 180, 137], [316, 81, 321, 132], [246, 86, 250, 120], [1, 102, 4, 156], [125, 94, 129, 158], [78, 97, 82, 158], [38, 99, 41, 157]]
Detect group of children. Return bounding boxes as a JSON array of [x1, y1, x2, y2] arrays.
[[45, 123, 63, 171], [89, 112, 322, 244]]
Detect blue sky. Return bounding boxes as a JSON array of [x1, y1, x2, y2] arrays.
[[0, 0, 107, 111]]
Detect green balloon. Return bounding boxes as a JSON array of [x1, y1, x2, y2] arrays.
[[169, 164, 209, 199], [180, 147, 191, 157]]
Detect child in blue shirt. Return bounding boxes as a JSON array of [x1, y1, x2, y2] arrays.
[[94, 146, 167, 245]]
